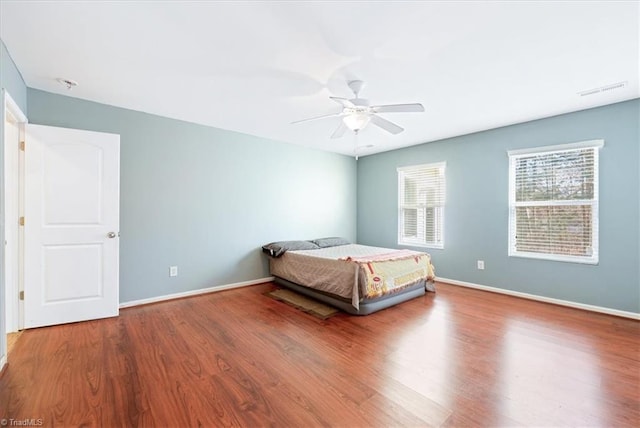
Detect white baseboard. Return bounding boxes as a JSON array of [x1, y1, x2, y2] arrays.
[[118, 275, 640, 320], [438, 277, 640, 320], [0, 355, 6, 372], [119, 277, 274, 309]]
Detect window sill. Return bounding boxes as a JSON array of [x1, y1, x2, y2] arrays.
[[508, 251, 598, 265], [398, 241, 444, 250]]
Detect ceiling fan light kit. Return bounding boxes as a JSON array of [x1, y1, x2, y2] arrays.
[[342, 112, 370, 131], [292, 80, 425, 141]]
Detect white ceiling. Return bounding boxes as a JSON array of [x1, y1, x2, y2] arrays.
[[1, 1, 638, 157]]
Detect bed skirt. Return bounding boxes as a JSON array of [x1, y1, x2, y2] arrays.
[[273, 276, 427, 315]]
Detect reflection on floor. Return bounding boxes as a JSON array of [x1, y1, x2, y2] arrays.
[[7, 331, 22, 356], [1, 282, 638, 427]]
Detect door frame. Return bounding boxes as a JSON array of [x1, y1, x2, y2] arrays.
[[3, 90, 27, 335], [22, 124, 120, 328]]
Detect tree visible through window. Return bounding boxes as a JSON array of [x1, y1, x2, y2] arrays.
[[508, 140, 603, 264], [398, 162, 445, 248]]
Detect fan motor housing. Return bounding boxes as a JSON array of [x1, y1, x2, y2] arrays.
[[345, 98, 371, 115], [350, 98, 369, 107]]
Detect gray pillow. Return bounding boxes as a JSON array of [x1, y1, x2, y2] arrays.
[[311, 237, 351, 248], [262, 240, 320, 257]]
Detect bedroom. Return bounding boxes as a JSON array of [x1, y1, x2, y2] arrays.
[[1, 1, 639, 426]]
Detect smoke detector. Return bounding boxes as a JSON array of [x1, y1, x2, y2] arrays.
[[56, 78, 78, 90]]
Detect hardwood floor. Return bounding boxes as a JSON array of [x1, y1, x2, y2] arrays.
[[6, 332, 22, 356], [1, 282, 638, 427]]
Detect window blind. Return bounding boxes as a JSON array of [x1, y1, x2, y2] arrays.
[[508, 141, 603, 264], [398, 162, 446, 248]]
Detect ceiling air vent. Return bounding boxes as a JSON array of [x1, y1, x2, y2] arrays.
[[578, 81, 627, 97]]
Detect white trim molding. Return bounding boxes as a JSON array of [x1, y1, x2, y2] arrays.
[[2, 90, 28, 373], [507, 139, 604, 156], [119, 277, 274, 309], [3, 90, 28, 123], [438, 277, 640, 320]]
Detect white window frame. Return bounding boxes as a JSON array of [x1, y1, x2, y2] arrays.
[[397, 162, 446, 249], [508, 140, 604, 264]]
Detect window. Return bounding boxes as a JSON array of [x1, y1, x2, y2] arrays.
[[508, 140, 603, 264], [398, 162, 446, 248]]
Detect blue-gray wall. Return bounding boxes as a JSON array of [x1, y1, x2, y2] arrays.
[[1, 41, 27, 110], [6, 44, 640, 315], [27, 89, 357, 303], [357, 99, 640, 313], [1, 39, 28, 360]]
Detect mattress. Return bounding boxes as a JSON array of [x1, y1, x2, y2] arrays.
[[269, 244, 435, 310]]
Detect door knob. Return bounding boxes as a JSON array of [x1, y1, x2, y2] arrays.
[[107, 232, 117, 238]]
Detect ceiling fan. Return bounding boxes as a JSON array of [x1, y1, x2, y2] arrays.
[[292, 80, 424, 138]]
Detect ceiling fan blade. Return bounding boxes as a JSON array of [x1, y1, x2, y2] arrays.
[[370, 114, 404, 134], [291, 112, 341, 124], [330, 97, 355, 108], [330, 121, 348, 139], [371, 103, 424, 113]]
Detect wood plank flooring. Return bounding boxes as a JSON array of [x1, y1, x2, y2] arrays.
[[6, 332, 22, 356], [1, 282, 638, 427]]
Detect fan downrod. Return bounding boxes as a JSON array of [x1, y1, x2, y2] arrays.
[[348, 80, 365, 98]]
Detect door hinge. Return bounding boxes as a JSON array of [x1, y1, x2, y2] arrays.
[[19, 291, 24, 301], [19, 216, 25, 226], [19, 141, 25, 151]]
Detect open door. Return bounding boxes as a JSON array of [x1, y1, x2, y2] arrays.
[[23, 124, 120, 328]]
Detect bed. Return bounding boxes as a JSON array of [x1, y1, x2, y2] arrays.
[[262, 238, 435, 315]]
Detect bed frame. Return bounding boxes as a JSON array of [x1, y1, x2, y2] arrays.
[[273, 276, 427, 315]]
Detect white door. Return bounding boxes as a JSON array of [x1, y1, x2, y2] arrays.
[[23, 124, 120, 328]]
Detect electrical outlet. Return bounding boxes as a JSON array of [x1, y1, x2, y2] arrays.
[[169, 266, 178, 277], [477, 260, 485, 270]]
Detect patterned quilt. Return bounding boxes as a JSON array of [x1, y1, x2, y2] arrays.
[[341, 250, 435, 299], [269, 244, 436, 311]]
